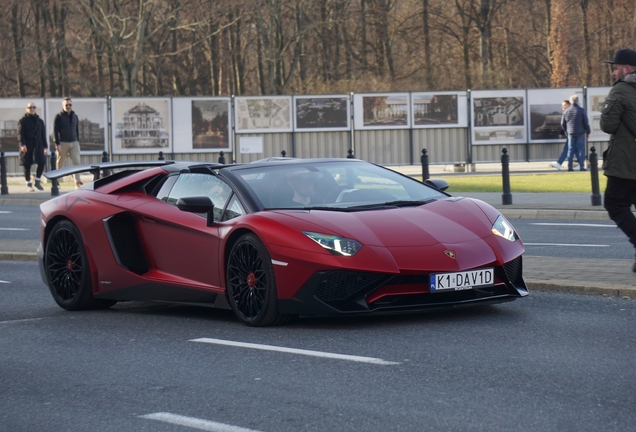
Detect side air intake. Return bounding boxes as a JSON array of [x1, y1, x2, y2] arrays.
[[103, 213, 150, 275]]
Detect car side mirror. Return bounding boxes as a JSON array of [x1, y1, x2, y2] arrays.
[[176, 196, 215, 226], [424, 178, 449, 192]]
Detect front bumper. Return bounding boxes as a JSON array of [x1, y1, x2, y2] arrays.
[[278, 255, 528, 316]]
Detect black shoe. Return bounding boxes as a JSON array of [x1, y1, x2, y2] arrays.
[[567, 168, 574, 171], [580, 168, 586, 171], [34, 180, 44, 191], [632, 262, 636, 273]]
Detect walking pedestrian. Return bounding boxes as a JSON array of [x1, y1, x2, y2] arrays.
[[550, 99, 572, 170], [600, 48, 636, 271], [561, 95, 590, 171], [53, 97, 83, 188], [17, 103, 48, 192]]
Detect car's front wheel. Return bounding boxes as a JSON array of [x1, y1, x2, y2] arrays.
[[45, 220, 116, 310], [226, 233, 292, 326]]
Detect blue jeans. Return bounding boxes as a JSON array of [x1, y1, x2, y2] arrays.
[[556, 137, 569, 165], [568, 134, 586, 170]]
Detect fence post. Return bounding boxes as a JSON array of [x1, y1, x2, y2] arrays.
[[218, 151, 226, 164], [102, 151, 111, 177], [0, 152, 8, 195], [50, 150, 59, 196], [501, 148, 512, 205], [589, 146, 602, 206], [421, 149, 429, 181]]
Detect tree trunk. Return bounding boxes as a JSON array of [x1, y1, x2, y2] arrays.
[[580, 0, 592, 84], [11, 3, 25, 97], [549, 0, 568, 87], [422, 0, 433, 89]]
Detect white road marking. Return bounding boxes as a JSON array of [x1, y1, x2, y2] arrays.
[[190, 338, 400, 365], [0, 318, 43, 324], [531, 223, 616, 228], [140, 412, 263, 432], [524, 243, 609, 247], [0, 228, 29, 231], [0, 211, 12, 214], [0, 280, 10, 284]]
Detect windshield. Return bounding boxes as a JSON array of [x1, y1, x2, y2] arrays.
[[234, 161, 448, 210]]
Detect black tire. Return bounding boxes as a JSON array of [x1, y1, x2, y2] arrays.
[[45, 220, 116, 311], [226, 233, 292, 326]]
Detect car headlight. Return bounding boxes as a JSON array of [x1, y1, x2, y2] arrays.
[[303, 232, 363, 256], [491, 215, 518, 242]]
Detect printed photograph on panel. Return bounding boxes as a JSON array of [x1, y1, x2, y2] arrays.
[[191, 100, 229, 149], [587, 87, 611, 140], [235, 97, 291, 132], [46, 98, 107, 153], [473, 97, 524, 127], [0, 99, 44, 153], [295, 97, 349, 129], [112, 99, 170, 151], [413, 94, 458, 125], [530, 104, 563, 140], [363, 95, 408, 126]]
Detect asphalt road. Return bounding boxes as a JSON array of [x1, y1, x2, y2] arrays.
[[1, 260, 635, 431], [512, 219, 633, 260]]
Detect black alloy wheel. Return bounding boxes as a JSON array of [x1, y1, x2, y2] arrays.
[[226, 233, 291, 326], [45, 220, 115, 310]]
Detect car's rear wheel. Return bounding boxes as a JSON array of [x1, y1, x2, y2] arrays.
[[226, 233, 291, 326], [45, 220, 116, 310]]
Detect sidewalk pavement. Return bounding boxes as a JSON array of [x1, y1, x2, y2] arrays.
[[2, 162, 635, 299]]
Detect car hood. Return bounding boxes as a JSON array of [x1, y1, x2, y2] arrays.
[[274, 197, 495, 247]]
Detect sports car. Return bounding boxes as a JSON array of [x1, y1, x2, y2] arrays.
[[38, 158, 527, 326]]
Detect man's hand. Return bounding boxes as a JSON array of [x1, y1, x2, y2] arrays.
[[20, 145, 26, 153]]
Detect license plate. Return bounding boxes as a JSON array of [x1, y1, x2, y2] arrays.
[[430, 268, 494, 292]]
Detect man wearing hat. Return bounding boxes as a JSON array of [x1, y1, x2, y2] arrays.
[[600, 48, 636, 270]]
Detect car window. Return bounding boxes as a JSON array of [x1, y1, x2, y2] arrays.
[[166, 173, 234, 221], [154, 175, 178, 202], [234, 161, 446, 210], [223, 195, 246, 221]]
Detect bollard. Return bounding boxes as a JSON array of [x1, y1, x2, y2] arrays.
[[158, 151, 165, 161], [0, 152, 8, 195], [218, 151, 226, 164], [50, 150, 59, 196], [347, 149, 354, 159], [421, 149, 429, 181], [102, 151, 111, 177], [589, 146, 602, 206], [281, 150, 286, 157], [501, 148, 512, 205]]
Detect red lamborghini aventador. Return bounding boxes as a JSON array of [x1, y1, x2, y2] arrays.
[[38, 158, 527, 326]]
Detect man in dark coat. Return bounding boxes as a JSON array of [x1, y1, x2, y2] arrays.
[[17, 103, 48, 191], [601, 48, 636, 271], [53, 97, 82, 188]]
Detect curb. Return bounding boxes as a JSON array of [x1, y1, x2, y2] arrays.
[[499, 209, 610, 221], [527, 281, 636, 298], [0, 252, 38, 261]]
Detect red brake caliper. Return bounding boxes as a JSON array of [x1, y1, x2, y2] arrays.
[[246, 273, 256, 288]]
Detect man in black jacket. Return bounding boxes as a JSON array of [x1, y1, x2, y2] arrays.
[[17, 103, 48, 191], [53, 97, 82, 188], [600, 48, 636, 270]]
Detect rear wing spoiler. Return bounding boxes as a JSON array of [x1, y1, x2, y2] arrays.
[[44, 160, 176, 181]]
